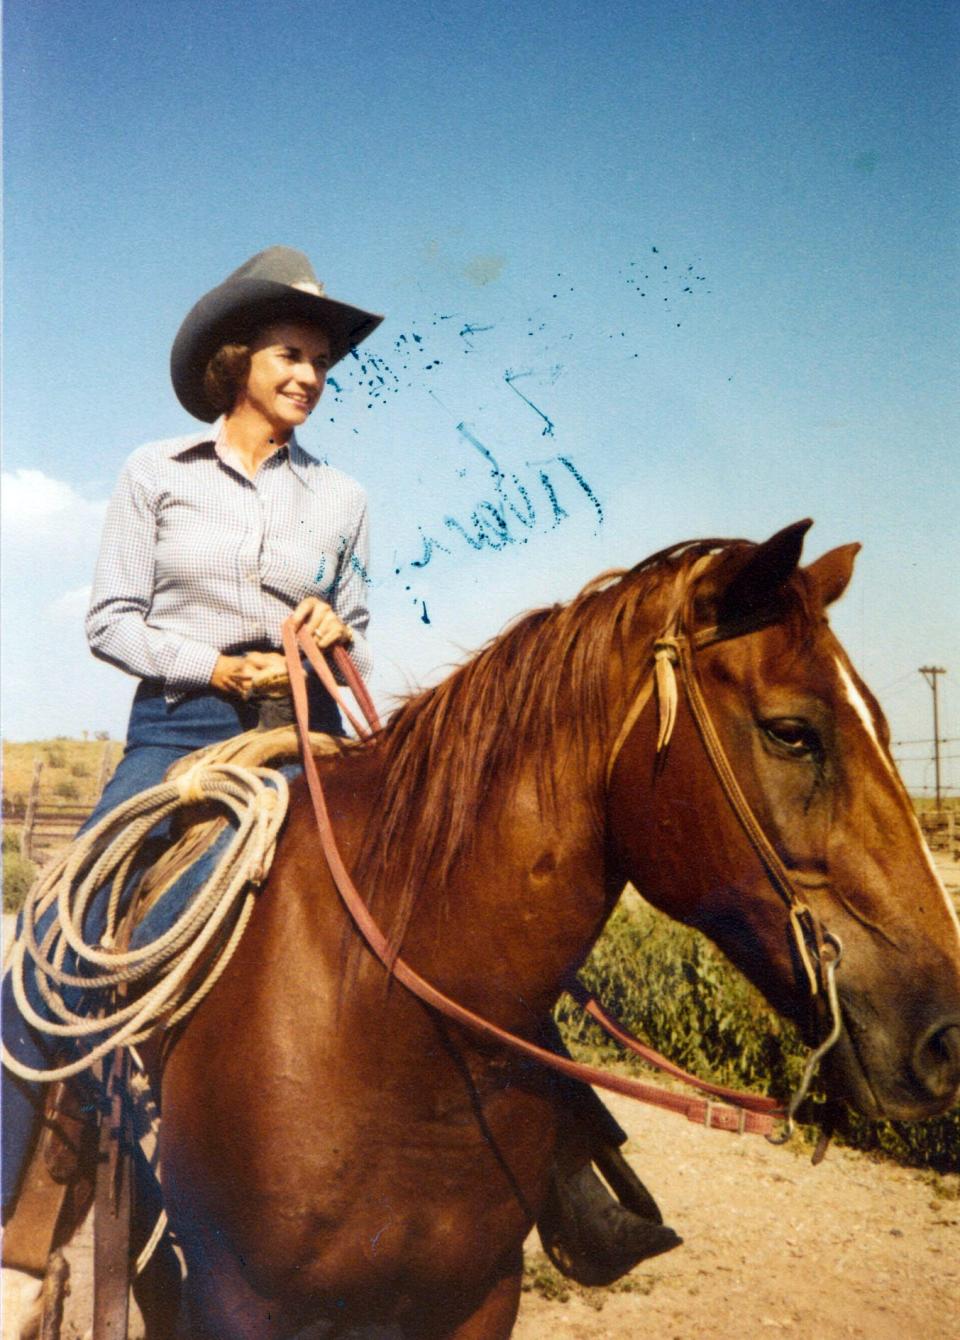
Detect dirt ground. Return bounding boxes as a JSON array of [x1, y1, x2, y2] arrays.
[[5, 853, 959, 1339], [514, 1091, 960, 1340]]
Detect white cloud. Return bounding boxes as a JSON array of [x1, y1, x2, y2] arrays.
[[47, 585, 93, 621], [2, 470, 107, 548], [2, 475, 113, 737]]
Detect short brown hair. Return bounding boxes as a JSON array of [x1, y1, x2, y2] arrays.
[[203, 342, 251, 415]]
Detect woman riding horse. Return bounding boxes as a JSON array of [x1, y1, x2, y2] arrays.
[[2, 247, 674, 1318]]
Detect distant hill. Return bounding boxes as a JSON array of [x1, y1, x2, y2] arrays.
[[3, 737, 122, 815]]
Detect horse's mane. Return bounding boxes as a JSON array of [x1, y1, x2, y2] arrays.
[[355, 536, 818, 954]]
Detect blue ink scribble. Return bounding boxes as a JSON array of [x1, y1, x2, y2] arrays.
[[315, 540, 372, 598], [533, 467, 567, 526], [503, 369, 555, 436], [459, 322, 494, 352], [528, 455, 605, 525], [410, 527, 453, 569], [404, 427, 601, 581]]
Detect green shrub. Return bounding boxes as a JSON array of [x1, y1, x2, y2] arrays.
[[2, 827, 22, 855], [44, 746, 67, 769], [557, 898, 807, 1098], [70, 762, 91, 779], [3, 848, 37, 912], [558, 896, 960, 1174], [840, 1108, 960, 1172], [52, 779, 80, 801]]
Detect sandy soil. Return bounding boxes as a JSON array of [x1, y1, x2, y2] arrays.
[[514, 1091, 960, 1340], [5, 853, 959, 1339]]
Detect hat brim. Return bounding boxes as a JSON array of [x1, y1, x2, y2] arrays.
[[171, 278, 383, 422]]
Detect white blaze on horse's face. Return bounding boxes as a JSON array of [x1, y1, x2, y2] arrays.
[[834, 657, 895, 778], [834, 652, 960, 946]]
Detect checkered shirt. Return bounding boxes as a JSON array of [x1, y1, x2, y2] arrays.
[[86, 428, 372, 701]]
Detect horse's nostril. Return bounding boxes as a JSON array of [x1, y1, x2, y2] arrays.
[[912, 1021, 960, 1100]]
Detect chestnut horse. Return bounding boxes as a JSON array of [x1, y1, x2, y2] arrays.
[[152, 521, 960, 1339]]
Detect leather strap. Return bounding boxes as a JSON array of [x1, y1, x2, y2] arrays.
[[1, 1078, 93, 1273], [281, 622, 783, 1137], [1, 1137, 71, 1274], [94, 912, 138, 1340], [93, 1048, 132, 1340], [565, 977, 780, 1114]]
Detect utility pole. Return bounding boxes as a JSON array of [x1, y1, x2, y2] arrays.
[[919, 666, 946, 810]]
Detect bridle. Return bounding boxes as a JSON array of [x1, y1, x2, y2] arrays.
[[282, 573, 845, 1144], [607, 562, 834, 1004], [603, 563, 846, 1140]]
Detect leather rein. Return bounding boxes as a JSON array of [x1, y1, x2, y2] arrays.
[[281, 598, 844, 1143]]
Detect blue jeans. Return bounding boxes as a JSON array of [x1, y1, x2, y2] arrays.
[[2, 678, 340, 1215]]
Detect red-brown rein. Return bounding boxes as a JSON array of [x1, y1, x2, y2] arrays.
[[281, 621, 785, 1137]]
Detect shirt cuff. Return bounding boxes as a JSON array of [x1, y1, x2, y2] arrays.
[[166, 640, 222, 693]]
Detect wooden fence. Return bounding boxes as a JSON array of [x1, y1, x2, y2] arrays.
[[20, 750, 113, 866], [919, 809, 960, 860]]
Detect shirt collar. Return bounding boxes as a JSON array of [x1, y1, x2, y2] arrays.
[[285, 435, 317, 483], [169, 423, 315, 477], [168, 427, 221, 458]]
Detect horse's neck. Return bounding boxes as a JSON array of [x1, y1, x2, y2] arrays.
[[387, 731, 616, 1026]]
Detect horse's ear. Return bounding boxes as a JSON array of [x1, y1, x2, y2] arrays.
[[805, 542, 861, 608], [696, 519, 813, 627]]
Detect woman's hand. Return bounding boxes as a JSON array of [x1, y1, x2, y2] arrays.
[[242, 650, 287, 678], [210, 654, 251, 696], [291, 597, 354, 650], [234, 651, 289, 700]]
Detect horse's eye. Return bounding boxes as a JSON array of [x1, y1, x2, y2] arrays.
[[761, 719, 821, 759]]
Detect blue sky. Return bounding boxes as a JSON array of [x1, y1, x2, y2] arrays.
[[3, 0, 957, 795]]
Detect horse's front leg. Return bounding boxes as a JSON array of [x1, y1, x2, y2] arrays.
[[427, 1249, 523, 1340], [131, 1153, 181, 1340]]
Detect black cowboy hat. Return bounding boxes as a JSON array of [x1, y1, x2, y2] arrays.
[[170, 246, 384, 422]]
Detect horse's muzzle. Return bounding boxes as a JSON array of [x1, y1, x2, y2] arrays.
[[911, 1018, 960, 1105]]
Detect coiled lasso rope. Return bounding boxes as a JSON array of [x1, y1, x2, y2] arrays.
[[2, 761, 289, 1084]]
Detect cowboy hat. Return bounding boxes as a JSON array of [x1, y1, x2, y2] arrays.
[[171, 246, 384, 421]]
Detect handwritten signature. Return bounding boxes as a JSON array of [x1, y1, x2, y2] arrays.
[[409, 424, 602, 566], [319, 425, 602, 627]]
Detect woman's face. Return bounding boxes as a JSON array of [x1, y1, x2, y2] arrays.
[[236, 321, 332, 433]]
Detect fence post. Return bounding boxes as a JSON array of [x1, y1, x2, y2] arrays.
[[95, 743, 113, 801], [22, 759, 43, 862]]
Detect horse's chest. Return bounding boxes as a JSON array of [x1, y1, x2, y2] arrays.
[[280, 1092, 551, 1290]]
